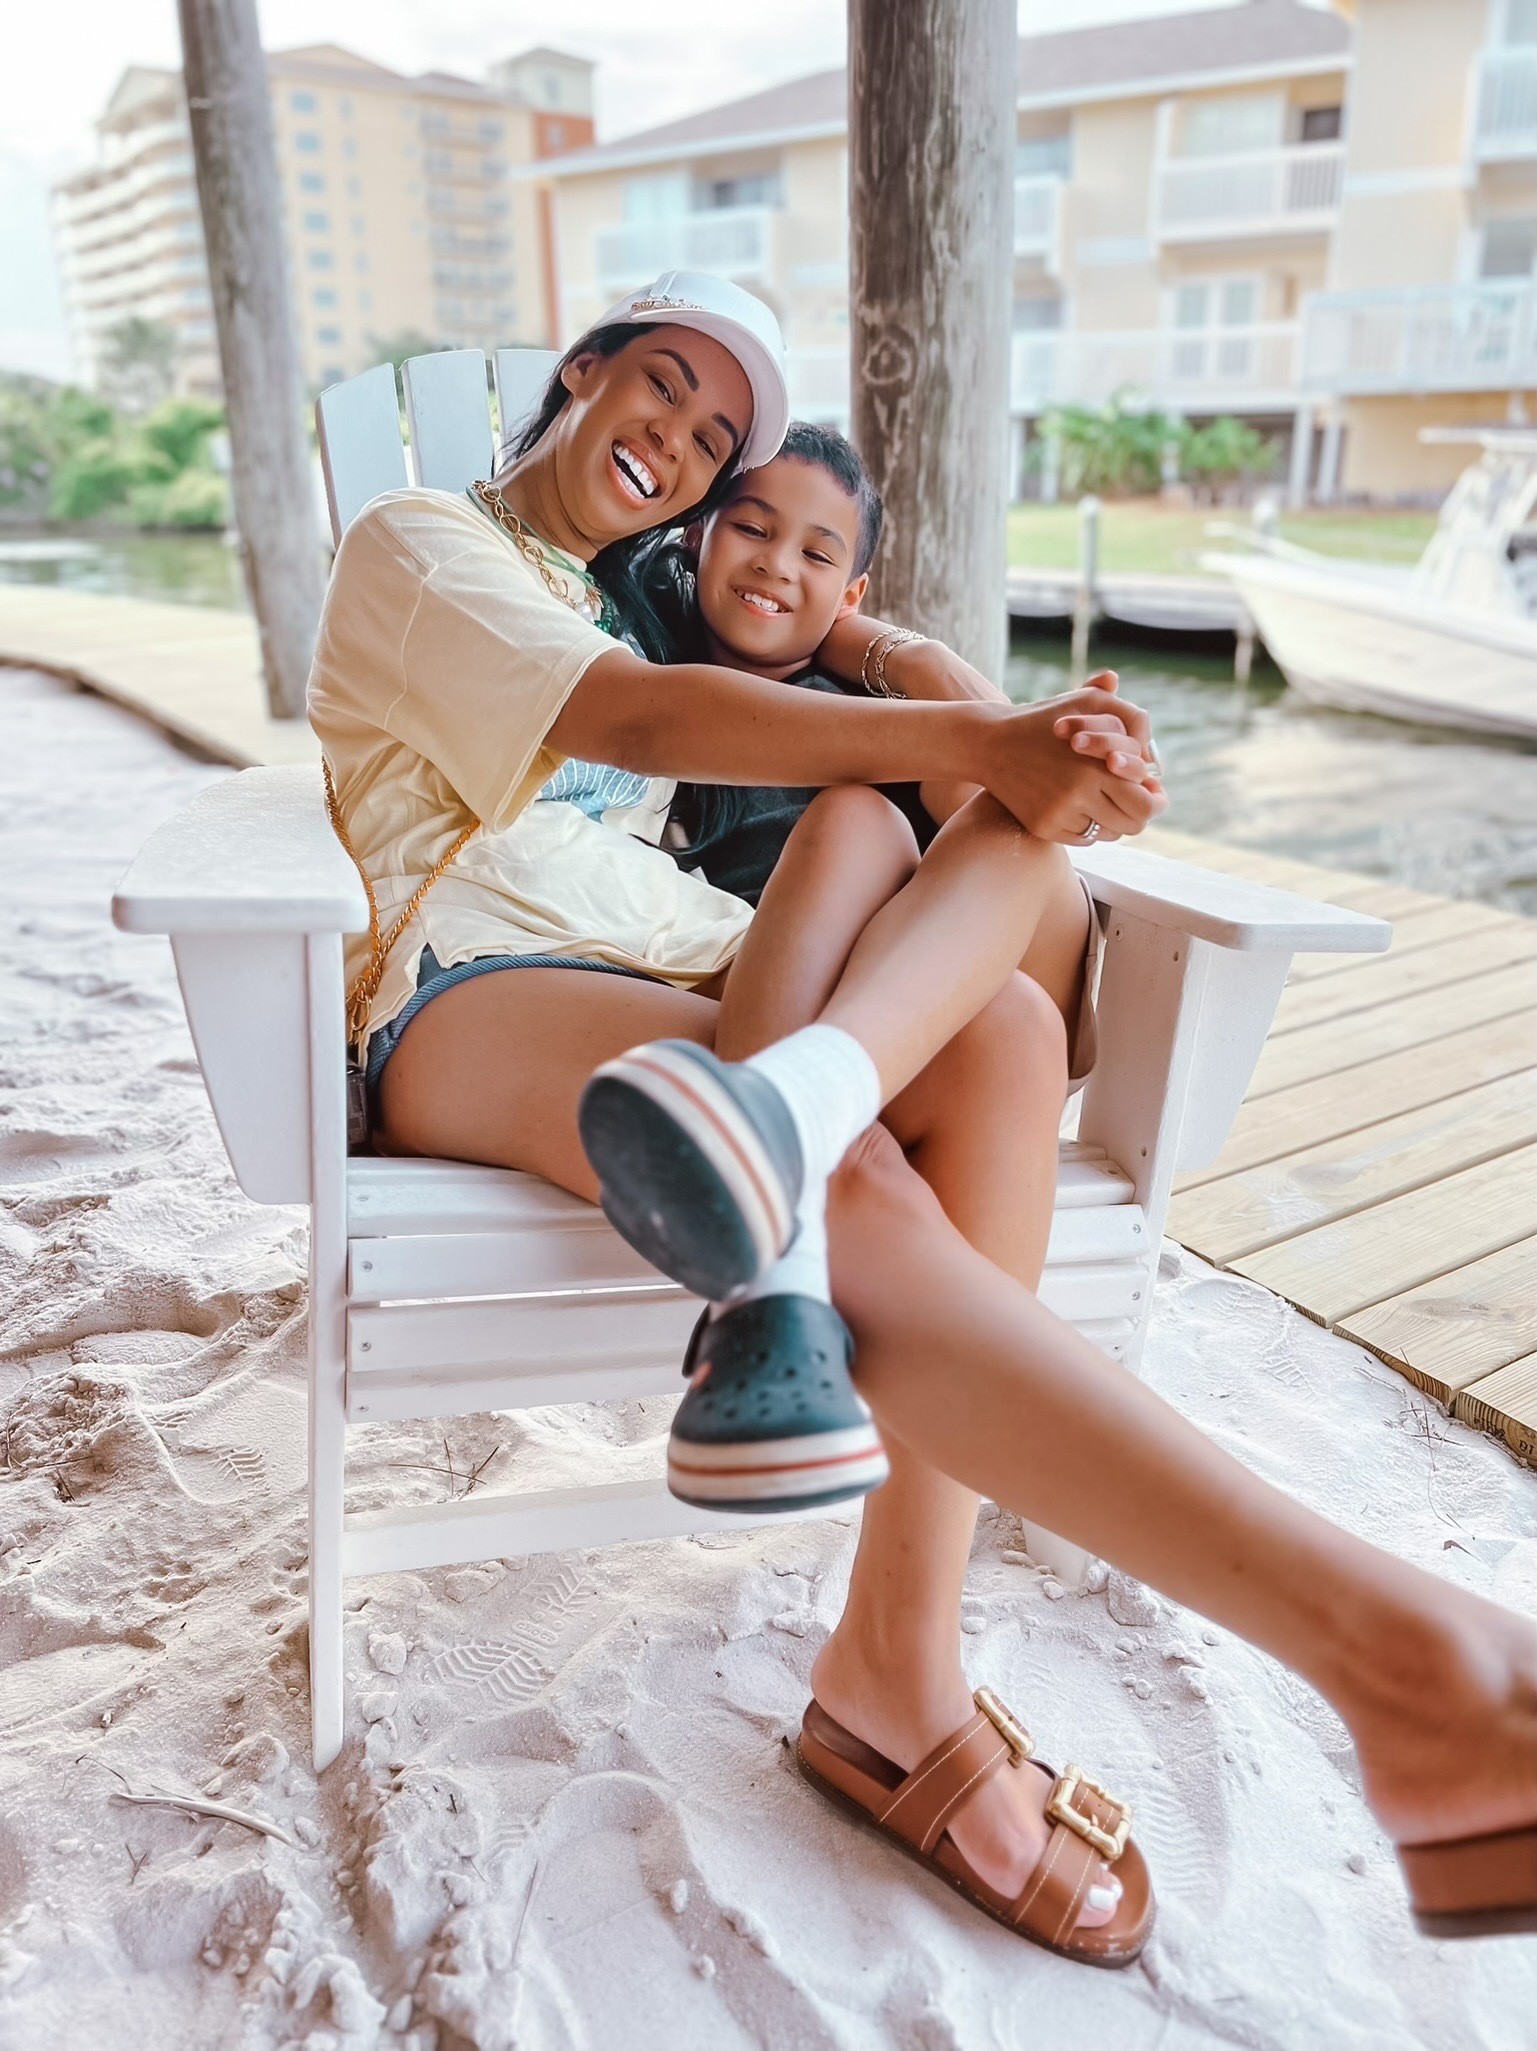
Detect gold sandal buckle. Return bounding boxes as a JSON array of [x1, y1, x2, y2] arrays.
[[1046, 1763, 1131, 1861], [973, 1687, 1035, 1761]]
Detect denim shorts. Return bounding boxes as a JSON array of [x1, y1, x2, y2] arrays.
[[365, 946, 658, 1094]]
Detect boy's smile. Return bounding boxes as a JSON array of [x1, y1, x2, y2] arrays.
[[695, 454, 868, 681]]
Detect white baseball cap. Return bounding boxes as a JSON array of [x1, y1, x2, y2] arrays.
[[595, 269, 789, 470]]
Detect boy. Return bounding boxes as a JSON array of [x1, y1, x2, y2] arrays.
[[654, 421, 941, 899]]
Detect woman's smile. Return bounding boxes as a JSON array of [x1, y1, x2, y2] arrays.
[[610, 438, 661, 503]]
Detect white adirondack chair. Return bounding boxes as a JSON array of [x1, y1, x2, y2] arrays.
[[112, 349, 1391, 1771]]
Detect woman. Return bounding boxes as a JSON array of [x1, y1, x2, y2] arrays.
[[310, 271, 1537, 1963]]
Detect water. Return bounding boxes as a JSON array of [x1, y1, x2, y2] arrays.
[[0, 531, 247, 612], [2, 533, 1533, 917], [1008, 630, 1537, 918]]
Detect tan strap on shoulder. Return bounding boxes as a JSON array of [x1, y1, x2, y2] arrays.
[[874, 1711, 1012, 1856], [321, 757, 477, 1054]]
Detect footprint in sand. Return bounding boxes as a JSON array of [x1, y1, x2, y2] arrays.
[[0, 1640, 156, 1749]]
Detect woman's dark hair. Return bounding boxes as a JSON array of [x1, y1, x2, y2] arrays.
[[505, 320, 745, 661]]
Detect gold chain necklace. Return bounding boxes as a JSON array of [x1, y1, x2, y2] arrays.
[[471, 479, 604, 623]]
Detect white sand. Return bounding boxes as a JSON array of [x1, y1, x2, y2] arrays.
[[1, 664, 1534, 2051]]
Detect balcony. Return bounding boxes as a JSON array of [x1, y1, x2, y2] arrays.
[[1013, 174, 1062, 269], [1302, 282, 1537, 394], [595, 206, 776, 295], [1011, 323, 1301, 413], [1474, 46, 1537, 159], [1152, 142, 1344, 242]]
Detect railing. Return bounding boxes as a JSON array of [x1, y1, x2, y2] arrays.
[[1011, 323, 1301, 411], [1303, 282, 1537, 393], [1152, 142, 1344, 240], [595, 207, 776, 294], [1475, 45, 1537, 157], [1014, 174, 1062, 266]]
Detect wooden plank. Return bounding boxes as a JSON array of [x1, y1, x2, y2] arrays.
[[1453, 1351, 1537, 1468], [1338, 1240, 1537, 1405], [1245, 959, 1536, 1099], [1285, 901, 1516, 985], [1177, 1012, 1537, 1188], [1269, 922, 1537, 1037], [1233, 1147, 1537, 1327], [1169, 1069, 1537, 1266]]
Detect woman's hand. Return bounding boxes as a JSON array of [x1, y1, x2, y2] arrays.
[[978, 691, 1167, 843]]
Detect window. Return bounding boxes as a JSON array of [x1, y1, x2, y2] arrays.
[[624, 171, 689, 222], [303, 210, 329, 232], [291, 91, 316, 113], [1172, 277, 1256, 328], [1015, 133, 1071, 179], [1178, 93, 1283, 158], [339, 97, 353, 118], [316, 324, 342, 343], [1012, 296, 1063, 331], [299, 172, 325, 193], [1506, 0, 1537, 45], [1481, 216, 1537, 279], [312, 287, 337, 307], [294, 132, 321, 153], [700, 172, 782, 210], [321, 366, 344, 385], [343, 138, 357, 160], [351, 215, 365, 237], [307, 249, 333, 270], [546, 120, 566, 150], [478, 120, 503, 142], [1300, 106, 1343, 145]]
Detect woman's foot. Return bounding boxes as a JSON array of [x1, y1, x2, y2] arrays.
[[809, 1630, 1122, 1929], [1332, 1586, 1537, 1854]]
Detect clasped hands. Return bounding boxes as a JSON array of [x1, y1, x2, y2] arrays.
[[996, 669, 1165, 847]]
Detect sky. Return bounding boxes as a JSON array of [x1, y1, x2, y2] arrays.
[[1, 0, 1259, 382]]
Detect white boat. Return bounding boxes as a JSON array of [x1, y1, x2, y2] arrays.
[[1202, 429, 1537, 741]]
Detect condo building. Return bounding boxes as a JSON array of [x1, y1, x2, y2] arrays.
[[529, 0, 1537, 503], [51, 43, 594, 400]]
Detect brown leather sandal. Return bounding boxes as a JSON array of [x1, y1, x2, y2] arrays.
[[797, 1688, 1154, 1968], [1398, 1827, 1537, 1938]]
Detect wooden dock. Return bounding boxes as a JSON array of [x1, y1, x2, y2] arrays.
[[4, 581, 1534, 1465]]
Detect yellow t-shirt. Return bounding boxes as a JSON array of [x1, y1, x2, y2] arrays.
[[306, 487, 753, 1047]]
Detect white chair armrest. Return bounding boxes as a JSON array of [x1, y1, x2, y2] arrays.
[[113, 765, 367, 936], [1072, 842, 1390, 955]]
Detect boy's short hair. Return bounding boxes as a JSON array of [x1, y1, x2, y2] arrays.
[[755, 420, 884, 577]]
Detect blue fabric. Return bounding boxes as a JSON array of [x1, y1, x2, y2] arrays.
[[365, 946, 657, 1093], [536, 757, 654, 819]]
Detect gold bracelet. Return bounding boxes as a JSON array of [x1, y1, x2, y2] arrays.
[[860, 626, 925, 697]]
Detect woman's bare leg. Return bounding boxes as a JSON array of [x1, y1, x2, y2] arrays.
[[711, 792, 1116, 1905], [826, 1126, 1537, 1856]]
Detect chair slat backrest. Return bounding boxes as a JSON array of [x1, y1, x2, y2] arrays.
[[401, 349, 496, 497], [315, 361, 409, 545], [493, 347, 560, 460]]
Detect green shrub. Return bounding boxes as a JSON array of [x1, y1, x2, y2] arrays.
[[126, 467, 229, 528]]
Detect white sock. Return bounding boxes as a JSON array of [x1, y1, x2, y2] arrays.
[[725, 1025, 881, 1309], [732, 1180, 829, 1307], [743, 1024, 883, 1187]]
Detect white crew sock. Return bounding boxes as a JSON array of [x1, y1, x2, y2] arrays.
[[726, 1025, 881, 1309], [743, 1024, 883, 1187]]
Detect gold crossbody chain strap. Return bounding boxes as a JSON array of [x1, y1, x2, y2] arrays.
[[321, 757, 477, 1057]]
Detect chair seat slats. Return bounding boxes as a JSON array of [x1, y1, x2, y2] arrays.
[[346, 1199, 1147, 1305], [344, 1144, 1136, 1241]]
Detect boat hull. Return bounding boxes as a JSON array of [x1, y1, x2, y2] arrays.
[[1204, 553, 1537, 742]]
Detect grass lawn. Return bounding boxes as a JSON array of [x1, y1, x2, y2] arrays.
[[1006, 501, 1440, 577]]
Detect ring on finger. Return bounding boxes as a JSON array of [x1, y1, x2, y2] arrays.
[[1075, 818, 1103, 845]]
